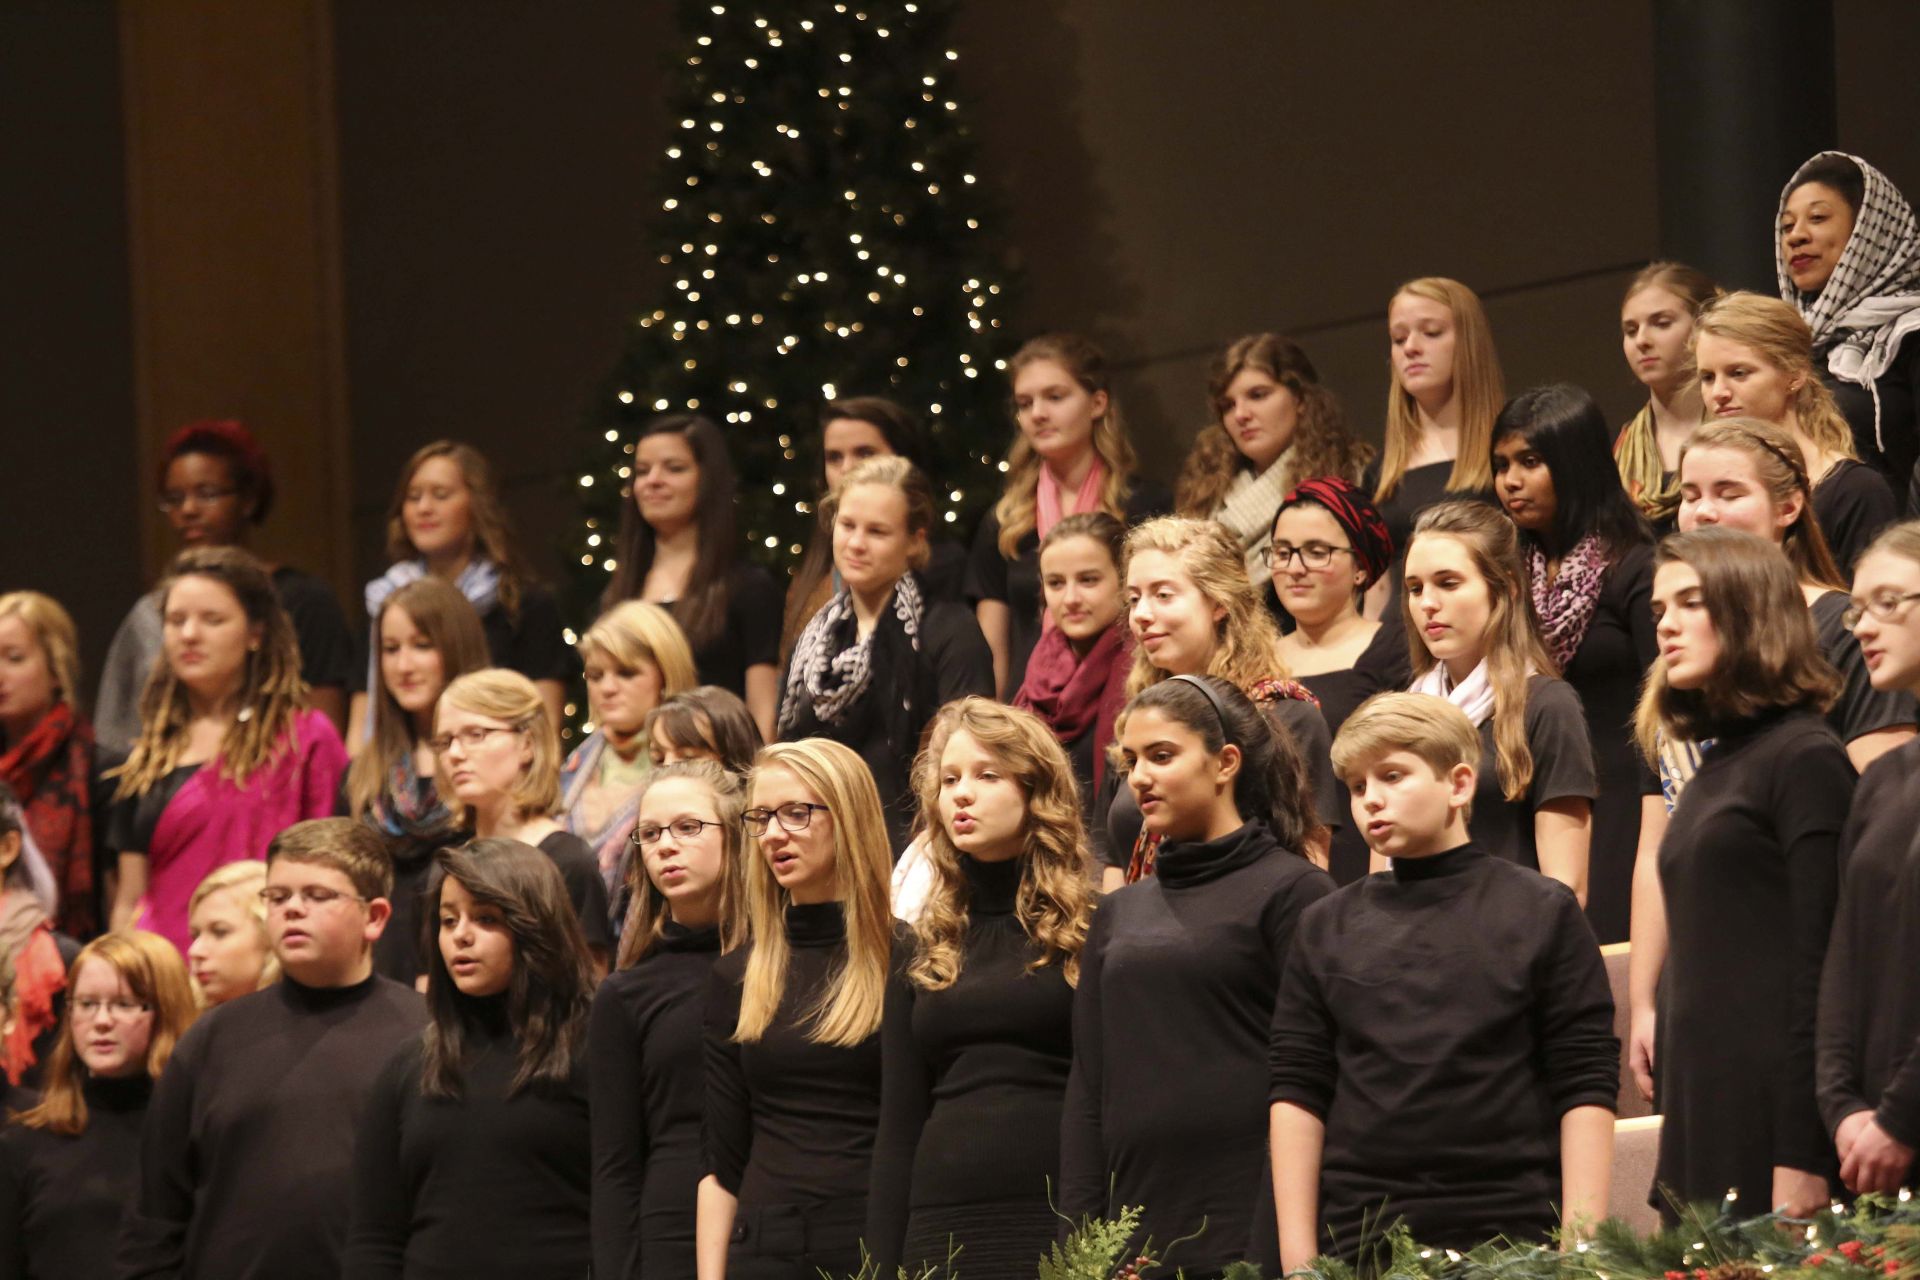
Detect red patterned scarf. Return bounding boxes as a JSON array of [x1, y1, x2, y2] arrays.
[[0, 703, 95, 936]]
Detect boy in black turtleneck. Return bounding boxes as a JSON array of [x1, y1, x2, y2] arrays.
[[1269, 693, 1618, 1269], [117, 819, 426, 1280]]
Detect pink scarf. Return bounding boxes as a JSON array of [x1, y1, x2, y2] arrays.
[[1035, 458, 1107, 634], [1036, 458, 1107, 541], [1526, 535, 1611, 671]]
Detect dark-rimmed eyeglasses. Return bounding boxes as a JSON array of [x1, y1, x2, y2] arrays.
[[1843, 590, 1920, 630], [73, 997, 152, 1020], [632, 817, 726, 847], [1267, 541, 1354, 571], [157, 486, 239, 514], [742, 802, 831, 836]]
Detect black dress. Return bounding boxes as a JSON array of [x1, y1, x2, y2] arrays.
[[1298, 614, 1412, 886], [344, 1002, 591, 1279], [1654, 710, 1852, 1211], [271, 566, 355, 695], [1268, 843, 1619, 1257], [1817, 737, 1920, 1160], [116, 973, 428, 1280], [1059, 821, 1332, 1276], [1462, 674, 1598, 873], [703, 902, 883, 1280], [1361, 459, 1497, 576], [536, 829, 614, 957], [1810, 591, 1919, 747], [1812, 458, 1900, 575], [1101, 695, 1342, 872], [866, 855, 1075, 1277], [1824, 330, 1920, 514], [778, 580, 995, 852], [0, 1074, 151, 1280], [653, 560, 782, 696], [589, 921, 720, 1280], [966, 481, 1172, 696], [1558, 543, 1658, 943]]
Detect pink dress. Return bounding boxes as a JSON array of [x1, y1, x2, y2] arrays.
[[136, 708, 347, 953]]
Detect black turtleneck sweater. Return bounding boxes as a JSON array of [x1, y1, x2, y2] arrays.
[[1, 1074, 152, 1279], [116, 971, 427, 1280], [1657, 709, 1852, 1210], [1820, 737, 1920, 1151], [1060, 821, 1332, 1276], [590, 920, 722, 1280], [866, 855, 1076, 1276], [344, 997, 591, 1279], [703, 901, 883, 1207], [1269, 843, 1619, 1256]]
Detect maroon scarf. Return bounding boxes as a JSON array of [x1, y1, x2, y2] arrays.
[[1013, 624, 1131, 788], [0, 703, 95, 936]]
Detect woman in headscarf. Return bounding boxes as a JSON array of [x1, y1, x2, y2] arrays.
[[1779, 152, 1920, 512]]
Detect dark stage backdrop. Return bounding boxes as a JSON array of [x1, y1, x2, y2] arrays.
[[9, 0, 1920, 684]]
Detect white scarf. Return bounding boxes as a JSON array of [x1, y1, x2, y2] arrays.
[[1216, 457, 1296, 585], [1411, 657, 1499, 728]]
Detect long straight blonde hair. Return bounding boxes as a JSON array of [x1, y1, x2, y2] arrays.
[[1375, 277, 1505, 503], [735, 739, 892, 1046], [1402, 501, 1557, 801], [994, 334, 1139, 556]]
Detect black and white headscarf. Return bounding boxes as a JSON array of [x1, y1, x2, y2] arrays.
[[1777, 151, 1920, 452], [778, 572, 925, 734]]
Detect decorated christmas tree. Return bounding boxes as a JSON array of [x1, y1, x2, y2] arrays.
[[571, 0, 1019, 616]]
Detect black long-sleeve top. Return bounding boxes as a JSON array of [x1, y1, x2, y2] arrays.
[[590, 922, 721, 1280], [1819, 736, 1920, 1148], [1812, 457, 1901, 576], [1268, 843, 1619, 1256], [866, 855, 1075, 1276], [344, 1000, 591, 1279], [1656, 710, 1852, 1207], [115, 973, 427, 1280], [0, 1075, 152, 1280], [1826, 328, 1920, 513], [1060, 821, 1332, 1276], [703, 902, 883, 1208]]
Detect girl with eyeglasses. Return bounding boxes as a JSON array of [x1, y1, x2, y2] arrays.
[[1268, 478, 1406, 885], [106, 546, 347, 956], [0, 931, 196, 1280], [697, 739, 892, 1280], [865, 700, 1092, 1277], [1492, 385, 1657, 944], [434, 670, 612, 972], [95, 420, 354, 749], [1061, 675, 1331, 1274], [1817, 519, 1920, 1196], [343, 578, 491, 987], [1634, 528, 1851, 1218], [345, 838, 595, 1278], [590, 761, 745, 1280]]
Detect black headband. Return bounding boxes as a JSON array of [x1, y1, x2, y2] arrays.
[[1170, 673, 1231, 730]]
